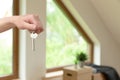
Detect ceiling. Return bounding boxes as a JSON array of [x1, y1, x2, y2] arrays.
[[89, 0, 120, 44], [62, 0, 120, 44]]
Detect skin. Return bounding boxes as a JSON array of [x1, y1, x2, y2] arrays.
[[0, 14, 43, 34]]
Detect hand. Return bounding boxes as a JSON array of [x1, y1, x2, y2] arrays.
[[12, 14, 43, 34]]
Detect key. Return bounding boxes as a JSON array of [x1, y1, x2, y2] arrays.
[[30, 32, 38, 51], [32, 38, 35, 51]]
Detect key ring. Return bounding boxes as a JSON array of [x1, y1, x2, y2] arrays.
[[30, 32, 38, 39]]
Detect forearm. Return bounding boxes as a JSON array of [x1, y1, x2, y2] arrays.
[[0, 15, 43, 33], [0, 17, 15, 33]]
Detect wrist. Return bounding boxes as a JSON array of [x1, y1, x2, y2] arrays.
[[9, 16, 18, 28]]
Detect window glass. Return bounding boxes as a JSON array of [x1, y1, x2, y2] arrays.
[[46, 0, 89, 68], [0, 0, 13, 76]]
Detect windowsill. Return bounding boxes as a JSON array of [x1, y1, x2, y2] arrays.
[[45, 70, 63, 79]]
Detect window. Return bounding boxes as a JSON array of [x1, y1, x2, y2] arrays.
[[46, 0, 93, 72], [0, 0, 19, 79]]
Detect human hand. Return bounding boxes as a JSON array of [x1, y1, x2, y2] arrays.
[[12, 14, 43, 34]]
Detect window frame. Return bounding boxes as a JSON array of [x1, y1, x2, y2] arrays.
[[46, 0, 94, 73], [0, 0, 19, 79]]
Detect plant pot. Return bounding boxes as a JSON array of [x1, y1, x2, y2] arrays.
[[79, 61, 84, 68], [74, 64, 78, 69]]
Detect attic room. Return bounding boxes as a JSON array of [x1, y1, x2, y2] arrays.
[[0, 0, 120, 80]]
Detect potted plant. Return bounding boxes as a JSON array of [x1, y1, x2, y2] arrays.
[[74, 59, 79, 68], [76, 52, 88, 68]]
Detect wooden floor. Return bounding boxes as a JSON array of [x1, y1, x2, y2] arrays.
[[42, 76, 62, 80], [43, 70, 63, 80], [43, 73, 105, 80]]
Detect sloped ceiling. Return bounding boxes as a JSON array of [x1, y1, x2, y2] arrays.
[[89, 0, 120, 44], [62, 0, 120, 44]]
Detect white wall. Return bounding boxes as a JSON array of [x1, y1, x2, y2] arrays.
[[19, 0, 46, 80], [63, 0, 120, 74], [90, 0, 120, 45]]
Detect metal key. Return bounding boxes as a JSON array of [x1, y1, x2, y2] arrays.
[[30, 32, 38, 51]]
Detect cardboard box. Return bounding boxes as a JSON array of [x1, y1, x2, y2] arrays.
[[63, 66, 92, 80], [92, 73, 106, 80]]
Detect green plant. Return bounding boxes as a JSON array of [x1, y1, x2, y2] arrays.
[[74, 59, 78, 65], [76, 52, 88, 62]]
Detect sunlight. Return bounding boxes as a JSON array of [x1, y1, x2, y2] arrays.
[[0, 0, 13, 76], [46, 0, 88, 68], [0, 0, 13, 17]]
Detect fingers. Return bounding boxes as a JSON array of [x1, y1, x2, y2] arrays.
[[23, 22, 36, 30], [29, 25, 44, 34], [24, 14, 44, 34], [35, 26, 44, 34], [12, 14, 44, 34]]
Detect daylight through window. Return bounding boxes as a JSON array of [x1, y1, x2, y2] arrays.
[[46, 0, 92, 69], [0, 0, 13, 76]]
